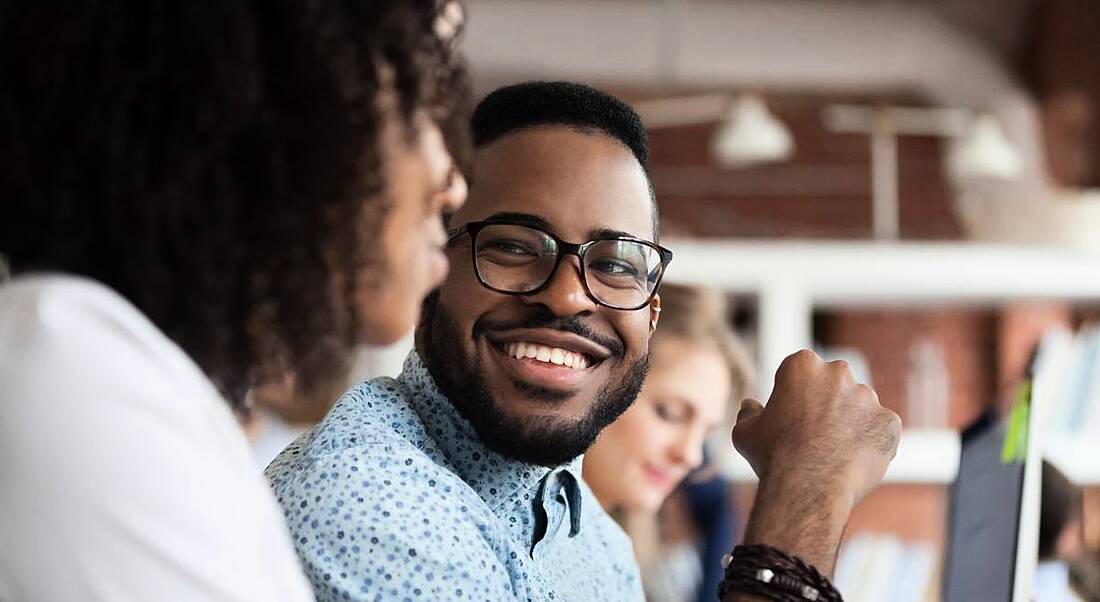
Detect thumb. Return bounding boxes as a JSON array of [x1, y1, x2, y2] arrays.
[[735, 398, 764, 426], [731, 398, 766, 476]]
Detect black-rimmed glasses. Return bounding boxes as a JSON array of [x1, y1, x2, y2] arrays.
[[447, 221, 673, 311]]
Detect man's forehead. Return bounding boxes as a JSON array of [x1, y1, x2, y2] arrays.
[[467, 210, 646, 243], [454, 127, 655, 241]]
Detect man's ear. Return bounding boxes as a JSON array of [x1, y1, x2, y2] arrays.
[[649, 294, 661, 333]]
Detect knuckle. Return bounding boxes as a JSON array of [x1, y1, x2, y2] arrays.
[[793, 348, 818, 360], [880, 410, 903, 449], [885, 409, 903, 434], [822, 360, 855, 389], [790, 348, 818, 365], [862, 408, 901, 457], [779, 349, 818, 373], [855, 383, 880, 404]]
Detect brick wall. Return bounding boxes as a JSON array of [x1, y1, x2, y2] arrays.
[[818, 308, 997, 430], [644, 95, 963, 240]]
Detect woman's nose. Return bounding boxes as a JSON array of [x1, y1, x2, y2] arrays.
[[668, 428, 704, 471], [437, 166, 468, 214]]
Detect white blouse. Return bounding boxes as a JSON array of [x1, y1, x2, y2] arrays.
[[0, 275, 314, 602]]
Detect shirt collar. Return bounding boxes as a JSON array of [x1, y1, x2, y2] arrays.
[[398, 352, 584, 522]]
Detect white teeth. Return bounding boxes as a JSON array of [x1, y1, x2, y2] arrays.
[[502, 342, 591, 370]]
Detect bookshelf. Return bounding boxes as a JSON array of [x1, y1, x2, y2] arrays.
[[718, 429, 961, 484], [666, 240, 1100, 485], [717, 429, 1100, 485], [1046, 436, 1100, 485], [664, 240, 1100, 391]]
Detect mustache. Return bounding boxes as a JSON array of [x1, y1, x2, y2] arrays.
[[473, 309, 625, 359]]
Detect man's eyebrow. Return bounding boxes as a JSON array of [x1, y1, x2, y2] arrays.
[[483, 212, 553, 231], [589, 226, 647, 241], [481, 212, 649, 242]]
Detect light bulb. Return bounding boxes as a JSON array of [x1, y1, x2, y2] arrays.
[[711, 94, 794, 167], [947, 113, 1022, 182]]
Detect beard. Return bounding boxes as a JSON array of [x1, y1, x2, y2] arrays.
[[417, 292, 649, 467]]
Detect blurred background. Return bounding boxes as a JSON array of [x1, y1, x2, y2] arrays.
[[274, 1, 1100, 599]]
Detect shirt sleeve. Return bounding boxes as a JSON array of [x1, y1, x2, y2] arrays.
[[271, 444, 519, 602], [0, 279, 315, 602]]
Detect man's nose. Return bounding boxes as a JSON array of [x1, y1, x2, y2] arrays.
[[522, 256, 598, 317]]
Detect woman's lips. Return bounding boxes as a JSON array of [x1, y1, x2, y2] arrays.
[[641, 463, 675, 490]]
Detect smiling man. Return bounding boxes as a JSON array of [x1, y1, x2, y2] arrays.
[[267, 81, 663, 601], [418, 92, 670, 472], [267, 82, 901, 602]]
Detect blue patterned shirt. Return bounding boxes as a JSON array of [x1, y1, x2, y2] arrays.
[[266, 353, 643, 602]]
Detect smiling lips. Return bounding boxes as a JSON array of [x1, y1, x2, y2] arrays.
[[642, 463, 675, 490], [503, 342, 591, 370]]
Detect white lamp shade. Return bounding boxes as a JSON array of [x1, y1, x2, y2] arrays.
[[946, 113, 1022, 182], [711, 94, 794, 167]]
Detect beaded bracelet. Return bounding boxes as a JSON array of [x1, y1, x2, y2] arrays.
[[716, 544, 843, 601]]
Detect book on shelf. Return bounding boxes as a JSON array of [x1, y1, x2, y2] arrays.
[[1036, 325, 1100, 436], [834, 535, 938, 602], [1032, 325, 1100, 483]]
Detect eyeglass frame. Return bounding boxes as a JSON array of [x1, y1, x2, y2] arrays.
[[446, 219, 674, 311]]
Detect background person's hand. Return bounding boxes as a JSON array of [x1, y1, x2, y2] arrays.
[[733, 349, 902, 512]]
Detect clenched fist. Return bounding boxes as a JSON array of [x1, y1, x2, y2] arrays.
[[733, 349, 901, 508], [718, 349, 902, 593]]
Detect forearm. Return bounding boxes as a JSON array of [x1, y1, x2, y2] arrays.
[[720, 473, 854, 601]]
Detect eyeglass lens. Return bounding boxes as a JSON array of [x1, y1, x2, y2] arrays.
[[473, 223, 662, 309]]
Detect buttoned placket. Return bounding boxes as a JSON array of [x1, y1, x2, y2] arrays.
[[531, 467, 583, 560]]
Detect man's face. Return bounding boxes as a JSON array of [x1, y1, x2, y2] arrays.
[[418, 126, 659, 467]]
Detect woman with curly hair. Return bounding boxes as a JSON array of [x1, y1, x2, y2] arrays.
[[0, 0, 469, 599]]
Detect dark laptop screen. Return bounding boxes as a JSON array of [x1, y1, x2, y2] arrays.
[[944, 412, 1027, 602]]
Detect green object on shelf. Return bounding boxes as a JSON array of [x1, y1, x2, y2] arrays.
[[1001, 380, 1031, 465]]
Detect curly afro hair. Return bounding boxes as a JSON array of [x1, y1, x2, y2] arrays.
[[0, 0, 471, 407]]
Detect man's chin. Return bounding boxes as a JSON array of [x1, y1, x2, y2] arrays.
[[419, 297, 648, 467], [477, 407, 600, 467]]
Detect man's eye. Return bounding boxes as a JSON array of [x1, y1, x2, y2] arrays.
[[590, 258, 639, 276], [485, 240, 537, 255]]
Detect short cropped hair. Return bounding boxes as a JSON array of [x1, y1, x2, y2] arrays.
[[470, 81, 659, 239]]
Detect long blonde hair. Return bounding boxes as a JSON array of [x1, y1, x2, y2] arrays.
[[652, 283, 754, 407], [623, 283, 755, 566]]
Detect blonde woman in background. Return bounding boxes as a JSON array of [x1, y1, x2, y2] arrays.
[[584, 283, 755, 602]]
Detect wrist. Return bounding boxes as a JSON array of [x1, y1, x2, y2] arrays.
[[761, 464, 858, 513], [742, 471, 855, 576], [719, 544, 844, 602]]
